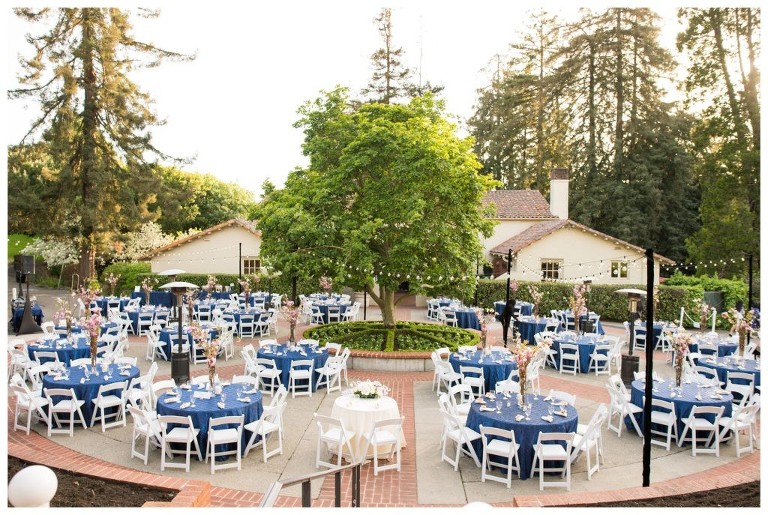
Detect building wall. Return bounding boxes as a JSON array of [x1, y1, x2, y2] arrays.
[[150, 226, 261, 275], [510, 226, 662, 285], [481, 220, 539, 265]]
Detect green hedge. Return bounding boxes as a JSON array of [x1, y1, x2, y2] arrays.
[[100, 262, 151, 296], [305, 321, 479, 352]]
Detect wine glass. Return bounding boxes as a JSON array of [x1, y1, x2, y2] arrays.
[[495, 399, 501, 414], [220, 391, 228, 405], [189, 392, 196, 408], [524, 403, 532, 420], [547, 404, 554, 418]]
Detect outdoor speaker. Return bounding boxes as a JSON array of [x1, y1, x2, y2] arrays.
[[14, 255, 35, 274]]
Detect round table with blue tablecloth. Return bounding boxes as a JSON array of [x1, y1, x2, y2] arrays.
[[629, 378, 733, 437], [257, 343, 329, 391], [633, 322, 666, 349], [493, 301, 533, 319], [452, 308, 480, 330], [515, 316, 558, 344], [697, 356, 761, 388], [313, 302, 349, 324], [93, 296, 131, 315], [160, 323, 220, 361], [449, 349, 518, 393], [688, 338, 738, 358], [11, 304, 44, 333], [43, 363, 140, 427], [465, 393, 578, 480], [550, 334, 609, 373], [130, 290, 173, 308], [27, 335, 111, 366], [157, 383, 263, 461]]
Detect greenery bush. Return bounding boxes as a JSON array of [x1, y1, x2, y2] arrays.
[[101, 262, 151, 295], [305, 321, 479, 352]]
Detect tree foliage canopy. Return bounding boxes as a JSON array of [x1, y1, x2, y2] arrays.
[[256, 88, 497, 326]]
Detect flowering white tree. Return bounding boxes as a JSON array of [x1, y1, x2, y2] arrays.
[[114, 222, 174, 262], [21, 238, 79, 287]]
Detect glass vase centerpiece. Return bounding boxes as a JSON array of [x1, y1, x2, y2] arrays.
[[508, 335, 551, 406], [191, 324, 218, 386], [698, 301, 711, 333], [105, 272, 121, 297], [671, 329, 693, 387], [528, 284, 543, 319], [568, 284, 587, 334], [281, 298, 300, 345], [239, 277, 251, 308], [721, 307, 756, 358], [475, 307, 498, 356], [350, 379, 389, 399], [82, 310, 103, 367], [319, 275, 333, 295], [141, 277, 157, 305]]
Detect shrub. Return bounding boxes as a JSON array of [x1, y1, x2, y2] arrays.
[[305, 321, 479, 352], [102, 262, 151, 296]]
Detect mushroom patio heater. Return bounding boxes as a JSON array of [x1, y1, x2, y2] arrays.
[[160, 281, 198, 384], [615, 288, 646, 387]]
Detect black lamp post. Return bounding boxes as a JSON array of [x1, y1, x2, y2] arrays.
[[582, 278, 593, 333], [160, 281, 199, 384], [616, 288, 646, 387]]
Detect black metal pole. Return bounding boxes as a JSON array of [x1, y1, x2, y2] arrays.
[[642, 248, 655, 488], [171, 289, 189, 384], [502, 249, 512, 345], [238, 243, 243, 292], [746, 253, 753, 353], [363, 289, 368, 321]]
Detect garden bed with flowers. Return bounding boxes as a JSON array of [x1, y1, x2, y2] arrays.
[[304, 321, 479, 352]]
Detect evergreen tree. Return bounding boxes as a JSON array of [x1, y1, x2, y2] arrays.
[[361, 8, 413, 104], [8, 8, 193, 279]]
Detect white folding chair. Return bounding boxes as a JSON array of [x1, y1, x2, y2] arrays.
[[570, 416, 602, 480], [364, 417, 404, 475], [547, 389, 576, 406], [440, 411, 481, 470], [151, 379, 177, 410], [725, 371, 755, 407], [678, 405, 725, 456], [645, 397, 677, 451], [480, 425, 521, 488], [326, 305, 342, 323], [244, 403, 286, 463], [206, 415, 244, 474], [159, 414, 202, 472], [459, 365, 485, 397], [10, 381, 50, 434], [588, 341, 612, 376], [434, 360, 462, 396], [558, 343, 580, 375], [338, 347, 351, 386], [127, 406, 163, 465], [310, 305, 325, 325], [137, 311, 155, 336], [90, 380, 128, 431], [44, 387, 87, 437], [127, 373, 153, 411], [315, 355, 343, 392], [531, 432, 574, 491], [606, 382, 643, 438], [718, 403, 759, 457], [288, 359, 314, 398], [256, 358, 282, 395], [239, 313, 257, 338], [314, 413, 356, 468]]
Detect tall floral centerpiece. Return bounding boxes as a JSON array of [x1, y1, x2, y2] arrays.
[[671, 330, 693, 387], [80, 286, 101, 315], [82, 311, 102, 367], [204, 275, 218, 294], [508, 335, 551, 405], [698, 301, 711, 333], [105, 272, 121, 296], [319, 275, 333, 294], [281, 298, 300, 344], [722, 308, 755, 358], [190, 324, 218, 385], [568, 284, 587, 333], [350, 379, 389, 399], [239, 278, 251, 307], [141, 277, 157, 306], [54, 297, 74, 339], [528, 284, 543, 318], [474, 307, 497, 354]]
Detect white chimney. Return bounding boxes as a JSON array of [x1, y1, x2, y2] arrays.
[[549, 168, 569, 220]]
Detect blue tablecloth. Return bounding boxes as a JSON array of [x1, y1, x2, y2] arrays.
[[227, 309, 269, 334], [449, 350, 518, 393], [564, 314, 604, 335], [27, 335, 110, 366], [494, 301, 533, 318], [257, 344, 329, 391], [634, 322, 666, 349], [160, 323, 220, 360], [465, 393, 578, 480], [11, 304, 44, 332], [43, 364, 139, 427], [689, 340, 738, 358], [157, 383, 263, 460], [550, 335, 609, 373], [698, 356, 761, 388], [629, 378, 732, 437], [314, 303, 349, 324], [94, 296, 130, 315], [131, 291, 173, 308], [516, 317, 553, 344], [54, 321, 116, 337], [453, 309, 480, 330], [125, 307, 163, 334]]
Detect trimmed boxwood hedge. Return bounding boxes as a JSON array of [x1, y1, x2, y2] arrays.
[[305, 321, 479, 352]]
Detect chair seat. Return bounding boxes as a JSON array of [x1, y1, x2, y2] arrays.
[[245, 419, 279, 436], [682, 417, 717, 430], [209, 427, 239, 444], [370, 430, 398, 446], [487, 439, 520, 456], [165, 426, 199, 442], [291, 370, 312, 379], [651, 411, 676, 425], [535, 443, 570, 460]]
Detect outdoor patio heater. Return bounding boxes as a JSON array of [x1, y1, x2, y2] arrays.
[[160, 280, 198, 384], [615, 288, 646, 387]]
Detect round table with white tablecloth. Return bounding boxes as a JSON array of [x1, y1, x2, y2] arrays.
[[331, 394, 405, 460]]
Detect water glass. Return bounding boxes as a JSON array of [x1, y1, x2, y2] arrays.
[[495, 399, 501, 413], [189, 394, 196, 408], [547, 404, 554, 417], [220, 391, 227, 405]]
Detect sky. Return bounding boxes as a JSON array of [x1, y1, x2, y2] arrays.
[[5, 1, 686, 198]]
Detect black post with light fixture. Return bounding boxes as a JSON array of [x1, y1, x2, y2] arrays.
[[616, 287, 646, 388], [582, 278, 593, 333], [642, 248, 655, 488], [502, 249, 514, 346]]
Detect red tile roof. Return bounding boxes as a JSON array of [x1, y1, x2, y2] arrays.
[[482, 190, 556, 220], [490, 218, 675, 264], [139, 218, 260, 260]]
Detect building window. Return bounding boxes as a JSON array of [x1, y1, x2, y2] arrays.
[[541, 260, 562, 280], [611, 260, 628, 278], [242, 257, 261, 275]]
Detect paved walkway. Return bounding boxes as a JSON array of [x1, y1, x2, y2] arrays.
[[5, 285, 762, 507]]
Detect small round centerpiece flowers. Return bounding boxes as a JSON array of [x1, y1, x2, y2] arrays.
[[351, 379, 389, 399]]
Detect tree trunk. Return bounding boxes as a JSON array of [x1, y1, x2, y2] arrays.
[[365, 283, 397, 329]]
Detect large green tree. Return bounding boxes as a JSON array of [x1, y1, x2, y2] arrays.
[[256, 88, 496, 327], [677, 8, 760, 278], [8, 8, 192, 279]]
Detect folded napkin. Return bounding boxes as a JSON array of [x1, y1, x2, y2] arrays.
[[717, 389, 729, 395], [193, 391, 211, 399], [165, 396, 181, 403], [243, 388, 259, 395], [53, 375, 63, 381], [180, 384, 191, 390], [555, 409, 568, 417], [654, 377, 664, 383], [479, 406, 495, 412], [541, 415, 554, 422], [670, 392, 677, 398], [474, 397, 486, 404], [80, 378, 86, 384], [217, 402, 226, 409], [119, 371, 131, 376], [543, 396, 552, 402], [237, 397, 251, 403], [695, 393, 703, 401], [486, 393, 496, 400], [710, 393, 723, 400], [180, 402, 191, 409], [515, 414, 524, 421]]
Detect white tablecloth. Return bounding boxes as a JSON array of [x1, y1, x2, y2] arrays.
[[331, 394, 406, 459]]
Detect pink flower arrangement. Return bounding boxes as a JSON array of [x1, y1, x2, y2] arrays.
[[239, 278, 251, 294], [569, 284, 587, 316], [281, 298, 301, 343], [509, 279, 519, 293], [528, 285, 543, 315], [319, 275, 333, 293], [721, 308, 755, 335], [79, 287, 101, 311], [82, 312, 102, 339], [204, 275, 218, 292], [105, 273, 120, 295]]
